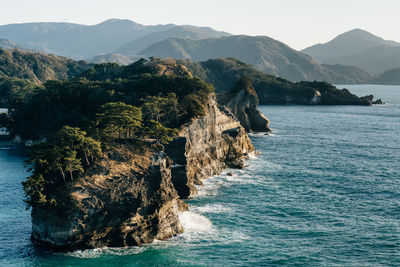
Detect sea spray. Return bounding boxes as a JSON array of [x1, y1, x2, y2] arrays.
[[179, 211, 213, 233]]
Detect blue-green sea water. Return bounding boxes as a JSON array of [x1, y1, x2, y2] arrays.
[[0, 85, 399, 266]]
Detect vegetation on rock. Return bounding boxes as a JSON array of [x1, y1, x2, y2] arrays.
[[12, 60, 213, 209], [0, 48, 90, 84], [23, 126, 102, 208], [181, 58, 375, 105]]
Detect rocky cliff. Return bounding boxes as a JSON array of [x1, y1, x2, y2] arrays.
[[30, 93, 254, 250], [31, 148, 187, 250], [218, 77, 270, 132], [166, 95, 254, 198]]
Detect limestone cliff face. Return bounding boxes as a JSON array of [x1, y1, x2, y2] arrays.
[[31, 149, 186, 250], [218, 78, 270, 133], [166, 95, 254, 198]]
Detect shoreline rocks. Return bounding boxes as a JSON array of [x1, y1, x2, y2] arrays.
[[31, 150, 187, 250], [165, 95, 254, 198], [30, 94, 256, 250]]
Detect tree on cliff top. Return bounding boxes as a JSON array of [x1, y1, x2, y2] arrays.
[[143, 120, 178, 145], [97, 102, 143, 142], [23, 126, 102, 208], [141, 93, 178, 126]]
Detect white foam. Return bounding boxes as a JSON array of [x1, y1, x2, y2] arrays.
[[195, 177, 225, 197], [179, 211, 212, 233], [248, 151, 258, 159], [248, 132, 270, 138], [69, 248, 103, 258], [176, 210, 251, 246], [191, 204, 232, 214], [69, 246, 147, 258]]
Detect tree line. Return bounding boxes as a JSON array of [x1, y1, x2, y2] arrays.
[[23, 97, 179, 208], [3, 60, 214, 209]]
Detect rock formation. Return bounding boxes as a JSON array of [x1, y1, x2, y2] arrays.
[[373, 99, 384, 104], [165, 95, 254, 198], [31, 148, 187, 250], [218, 77, 270, 132], [31, 93, 254, 250]]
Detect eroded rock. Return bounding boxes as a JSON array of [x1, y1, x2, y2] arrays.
[[166, 95, 254, 198], [31, 93, 255, 250], [218, 77, 270, 132], [31, 150, 186, 250]]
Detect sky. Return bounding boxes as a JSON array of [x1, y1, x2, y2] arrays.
[[0, 0, 399, 50]]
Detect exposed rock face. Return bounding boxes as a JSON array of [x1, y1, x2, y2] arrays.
[[31, 94, 255, 250], [373, 99, 383, 104], [165, 95, 254, 198], [218, 78, 270, 132], [31, 149, 187, 250]]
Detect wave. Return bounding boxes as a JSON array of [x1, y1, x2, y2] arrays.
[[67, 151, 273, 259], [195, 162, 280, 197], [191, 204, 232, 214], [178, 211, 250, 245], [179, 211, 212, 233], [248, 151, 258, 159], [68, 246, 147, 258], [248, 132, 271, 137]]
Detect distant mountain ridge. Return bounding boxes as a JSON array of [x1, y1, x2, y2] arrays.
[[88, 53, 141, 65], [0, 39, 26, 50], [115, 25, 231, 55], [302, 29, 400, 74], [2, 20, 398, 84], [0, 19, 229, 59], [370, 68, 400, 85], [139, 35, 372, 83]]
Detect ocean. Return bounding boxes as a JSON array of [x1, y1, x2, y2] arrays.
[[0, 84, 399, 266]]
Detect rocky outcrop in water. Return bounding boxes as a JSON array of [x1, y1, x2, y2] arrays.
[[31, 94, 254, 250], [31, 149, 187, 250], [218, 77, 270, 132], [165, 95, 254, 198]]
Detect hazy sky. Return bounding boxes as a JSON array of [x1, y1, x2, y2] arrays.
[[1, 0, 399, 50]]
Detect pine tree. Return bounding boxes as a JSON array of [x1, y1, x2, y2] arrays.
[[97, 102, 142, 142]]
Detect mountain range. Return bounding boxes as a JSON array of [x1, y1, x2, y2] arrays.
[[0, 39, 26, 50], [0, 47, 378, 113], [114, 25, 230, 55], [0, 20, 399, 84], [0, 19, 228, 59], [303, 29, 400, 75], [370, 68, 400, 85], [138, 35, 373, 83]]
